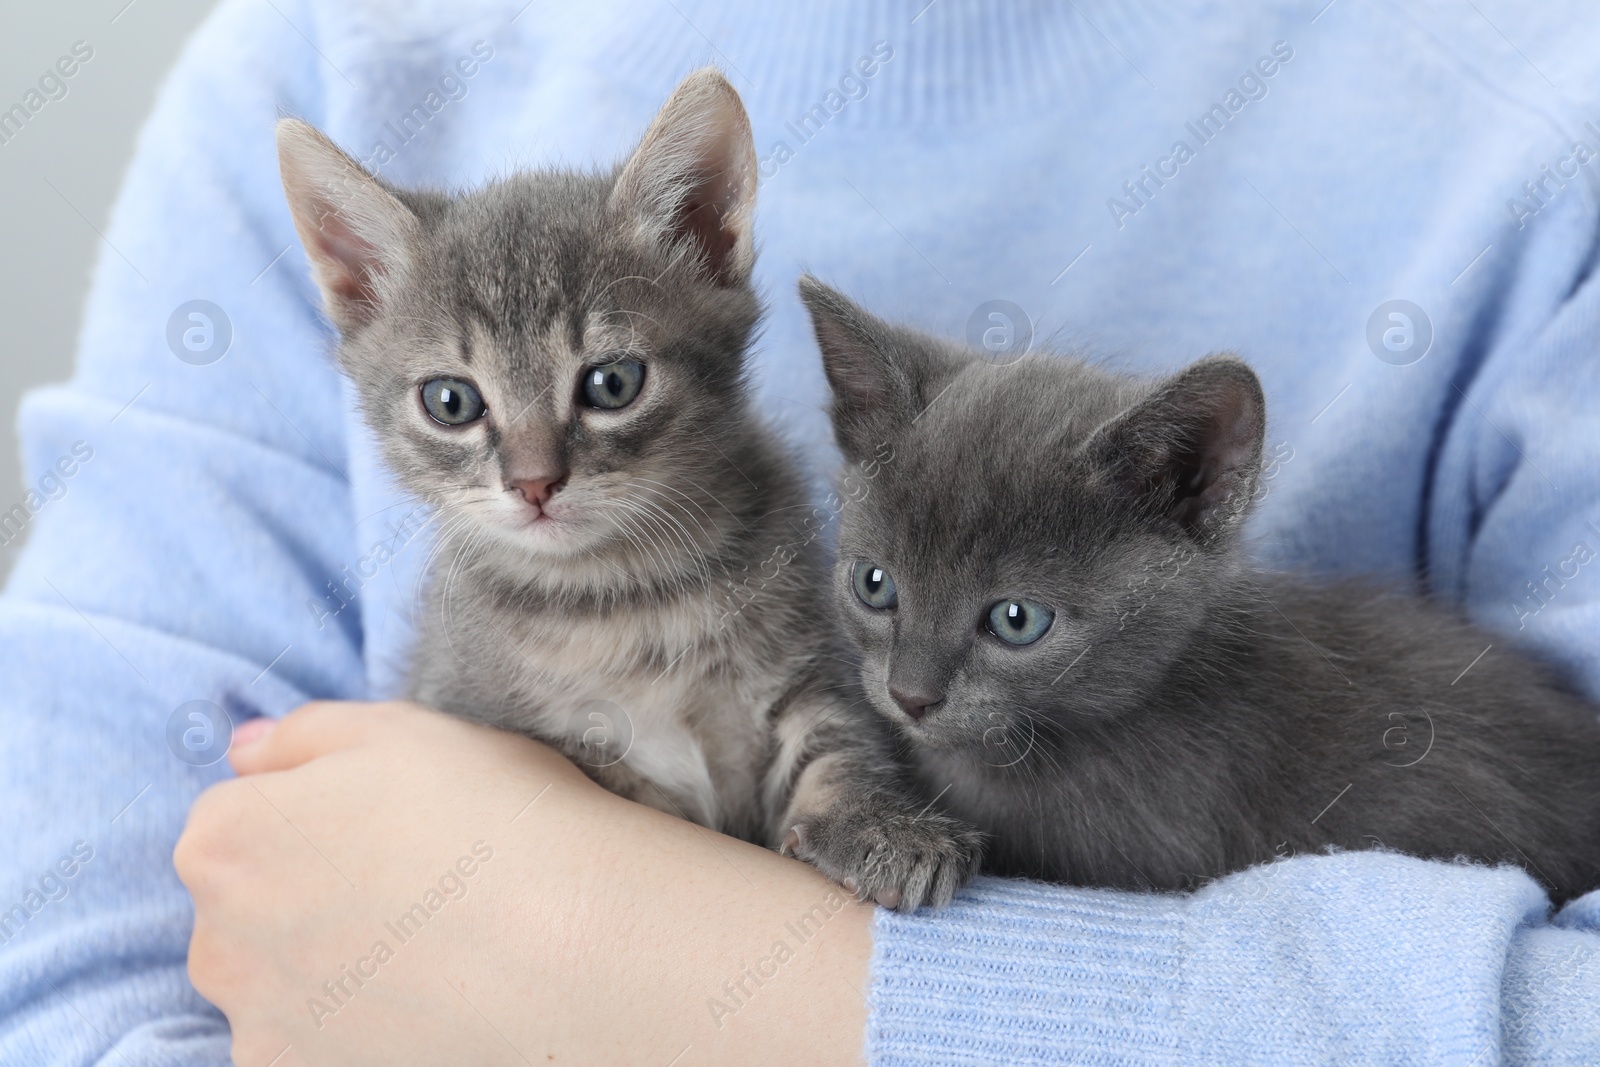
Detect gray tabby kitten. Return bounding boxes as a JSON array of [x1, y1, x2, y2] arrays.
[[800, 277, 1600, 903], [273, 71, 980, 910]]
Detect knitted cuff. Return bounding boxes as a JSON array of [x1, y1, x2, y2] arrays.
[[867, 876, 1187, 1066]]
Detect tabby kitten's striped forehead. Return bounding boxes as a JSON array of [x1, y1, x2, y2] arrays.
[[277, 69, 761, 576]]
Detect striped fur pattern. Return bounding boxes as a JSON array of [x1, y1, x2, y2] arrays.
[[275, 71, 980, 910]]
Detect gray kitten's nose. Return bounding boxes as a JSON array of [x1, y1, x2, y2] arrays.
[[509, 472, 568, 507], [890, 685, 942, 722]]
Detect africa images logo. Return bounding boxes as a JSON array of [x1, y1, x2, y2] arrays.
[[1106, 40, 1294, 229], [0, 40, 94, 148]]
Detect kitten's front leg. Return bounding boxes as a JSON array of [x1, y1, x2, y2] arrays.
[[769, 692, 983, 911]]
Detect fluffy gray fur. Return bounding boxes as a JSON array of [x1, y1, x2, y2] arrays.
[[801, 276, 1600, 903], [274, 71, 980, 910]]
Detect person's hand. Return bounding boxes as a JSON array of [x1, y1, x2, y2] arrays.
[[175, 700, 872, 1066]]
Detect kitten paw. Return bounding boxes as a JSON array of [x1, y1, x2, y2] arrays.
[[783, 801, 983, 912]]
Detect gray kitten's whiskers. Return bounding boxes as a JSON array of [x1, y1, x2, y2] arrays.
[[802, 275, 1600, 902]]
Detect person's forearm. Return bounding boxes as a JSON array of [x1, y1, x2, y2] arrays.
[[485, 791, 873, 1064], [181, 702, 870, 1066]]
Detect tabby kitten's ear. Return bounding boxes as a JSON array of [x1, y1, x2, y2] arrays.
[[1084, 356, 1265, 542], [799, 276, 967, 462], [276, 118, 419, 332], [611, 68, 757, 286]]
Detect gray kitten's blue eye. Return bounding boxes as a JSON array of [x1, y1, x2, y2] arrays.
[[852, 561, 898, 610], [420, 378, 486, 425], [987, 600, 1054, 645], [581, 359, 646, 410]]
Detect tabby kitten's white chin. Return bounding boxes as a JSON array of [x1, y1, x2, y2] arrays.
[[484, 503, 588, 553]]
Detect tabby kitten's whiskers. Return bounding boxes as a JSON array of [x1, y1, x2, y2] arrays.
[[275, 72, 980, 910]]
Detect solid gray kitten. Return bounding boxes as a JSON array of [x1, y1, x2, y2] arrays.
[[801, 277, 1600, 903], [273, 71, 980, 910]]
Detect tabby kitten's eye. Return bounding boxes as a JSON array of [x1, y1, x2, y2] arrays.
[[986, 600, 1054, 645], [420, 378, 486, 426], [852, 561, 898, 610], [581, 359, 646, 410]]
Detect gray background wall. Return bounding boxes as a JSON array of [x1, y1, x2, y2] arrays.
[[0, 0, 220, 578]]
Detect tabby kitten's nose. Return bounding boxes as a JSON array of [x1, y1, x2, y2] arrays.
[[509, 472, 568, 507], [890, 685, 942, 722]]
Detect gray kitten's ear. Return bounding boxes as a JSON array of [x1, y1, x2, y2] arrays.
[[799, 276, 966, 461], [1085, 356, 1265, 541], [276, 118, 418, 332], [611, 68, 757, 286]]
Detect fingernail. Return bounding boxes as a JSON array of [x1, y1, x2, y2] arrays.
[[231, 717, 277, 750]]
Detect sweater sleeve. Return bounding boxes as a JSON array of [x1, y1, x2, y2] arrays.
[[1428, 188, 1600, 698], [869, 855, 1600, 1065], [0, 1, 367, 1061]]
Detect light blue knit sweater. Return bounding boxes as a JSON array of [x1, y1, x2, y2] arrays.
[[4, 1, 1600, 1062]]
